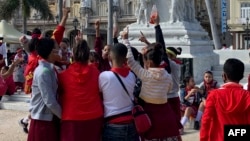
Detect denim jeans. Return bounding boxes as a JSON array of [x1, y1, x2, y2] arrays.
[[102, 122, 139, 141]]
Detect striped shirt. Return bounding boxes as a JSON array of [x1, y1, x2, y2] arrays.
[[124, 39, 173, 104]]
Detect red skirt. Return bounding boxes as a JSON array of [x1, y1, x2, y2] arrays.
[[60, 117, 103, 141], [180, 104, 198, 118], [142, 102, 180, 140], [28, 117, 60, 141], [168, 97, 183, 129]]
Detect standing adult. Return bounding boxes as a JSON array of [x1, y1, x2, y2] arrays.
[[200, 59, 250, 141], [59, 36, 103, 141], [27, 38, 62, 141], [99, 43, 138, 141]]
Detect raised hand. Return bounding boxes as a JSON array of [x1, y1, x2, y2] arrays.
[[139, 31, 150, 45], [13, 58, 24, 66], [63, 0, 70, 18], [154, 13, 160, 26], [75, 31, 83, 44], [121, 26, 129, 39], [113, 23, 118, 38], [95, 20, 100, 30], [19, 36, 28, 45]]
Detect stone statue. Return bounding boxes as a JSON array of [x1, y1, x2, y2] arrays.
[[81, 0, 91, 8], [113, 0, 119, 6], [135, 0, 150, 26], [169, 0, 196, 23], [169, 0, 185, 23], [184, 0, 196, 22]]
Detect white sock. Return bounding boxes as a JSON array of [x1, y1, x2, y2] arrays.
[[181, 116, 189, 126], [23, 117, 29, 123], [195, 111, 203, 121]]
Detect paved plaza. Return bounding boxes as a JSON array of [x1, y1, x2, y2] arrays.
[[0, 110, 199, 141]]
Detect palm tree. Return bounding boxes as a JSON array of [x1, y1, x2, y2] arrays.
[[0, 0, 54, 34]]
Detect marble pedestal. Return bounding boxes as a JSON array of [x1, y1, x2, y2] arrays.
[[126, 21, 219, 83]]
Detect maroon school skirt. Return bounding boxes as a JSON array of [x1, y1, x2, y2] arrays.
[[180, 104, 198, 118], [142, 102, 180, 140], [60, 117, 103, 141], [28, 117, 60, 141], [168, 97, 183, 129]]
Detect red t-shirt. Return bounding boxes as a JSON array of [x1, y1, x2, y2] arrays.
[[200, 82, 250, 141], [59, 62, 103, 120]]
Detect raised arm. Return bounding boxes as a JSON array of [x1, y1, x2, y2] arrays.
[[139, 31, 151, 45], [122, 28, 150, 80], [1, 58, 23, 79], [154, 14, 171, 73], [51, 5, 70, 45], [113, 23, 119, 44], [94, 20, 103, 57]]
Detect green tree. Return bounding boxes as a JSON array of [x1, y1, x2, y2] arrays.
[[0, 0, 54, 34]]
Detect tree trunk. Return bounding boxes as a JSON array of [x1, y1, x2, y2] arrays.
[[22, 16, 27, 34], [205, 0, 221, 50]]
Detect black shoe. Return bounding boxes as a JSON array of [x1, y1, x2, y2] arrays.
[[194, 121, 200, 130], [19, 119, 29, 134]]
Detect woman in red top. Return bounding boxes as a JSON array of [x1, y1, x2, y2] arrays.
[[59, 39, 103, 141], [200, 59, 250, 141]]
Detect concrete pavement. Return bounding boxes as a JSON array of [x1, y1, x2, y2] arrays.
[[0, 110, 199, 141]]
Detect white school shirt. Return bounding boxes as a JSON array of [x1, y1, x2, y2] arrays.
[[99, 71, 136, 118]]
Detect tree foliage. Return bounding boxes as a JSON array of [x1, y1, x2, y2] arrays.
[[0, 0, 54, 21]]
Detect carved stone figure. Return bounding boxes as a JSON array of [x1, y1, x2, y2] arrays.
[[169, 0, 185, 23], [113, 0, 119, 6], [169, 0, 196, 23], [135, 0, 150, 26], [81, 0, 91, 8], [184, 0, 196, 22]]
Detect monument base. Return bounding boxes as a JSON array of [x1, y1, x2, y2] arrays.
[[126, 21, 219, 83]]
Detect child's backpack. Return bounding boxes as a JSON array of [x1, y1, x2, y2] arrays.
[[0, 76, 8, 96]]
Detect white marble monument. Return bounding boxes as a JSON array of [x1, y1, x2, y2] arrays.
[[126, 0, 219, 83]]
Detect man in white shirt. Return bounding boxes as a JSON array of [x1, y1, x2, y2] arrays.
[[99, 43, 139, 141]]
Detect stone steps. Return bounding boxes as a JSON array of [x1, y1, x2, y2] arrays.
[[212, 64, 250, 86], [0, 101, 29, 111], [0, 93, 30, 111]]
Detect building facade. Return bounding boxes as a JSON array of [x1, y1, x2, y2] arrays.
[[12, 0, 223, 49], [228, 0, 250, 49]]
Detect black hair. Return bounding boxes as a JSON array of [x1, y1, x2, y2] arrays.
[[28, 38, 39, 52], [32, 28, 41, 35], [61, 38, 70, 45], [167, 47, 182, 56], [89, 50, 100, 63], [204, 70, 213, 75], [223, 58, 244, 82], [144, 43, 163, 66], [36, 38, 55, 59], [183, 76, 193, 87], [74, 40, 90, 64], [110, 43, 127, 64], [131, 47, 144, 67]]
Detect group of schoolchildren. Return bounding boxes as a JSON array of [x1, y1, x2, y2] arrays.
[[12, 6, 250, 141]]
